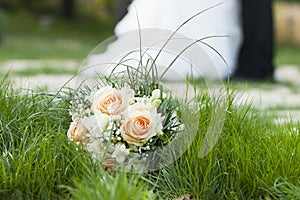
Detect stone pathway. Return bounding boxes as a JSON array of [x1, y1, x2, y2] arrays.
[[1, 60, 300, 123], [0, 59, 78, 90], [1, 59, 79, 72]]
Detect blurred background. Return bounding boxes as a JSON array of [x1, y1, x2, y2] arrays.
[[0, 0, 299, 78]]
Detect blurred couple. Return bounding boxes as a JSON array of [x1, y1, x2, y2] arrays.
[[82, 0, 273, 81]]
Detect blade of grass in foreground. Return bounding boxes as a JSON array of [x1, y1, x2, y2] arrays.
[[144, 88, 300, 199], [0, 77, 91, 199], [1, 76, 300, 199]]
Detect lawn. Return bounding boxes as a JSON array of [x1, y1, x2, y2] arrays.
[[0, 11, 300, 68], [0, 11, 300, 200], [275, 44, 300, 67], [0, 11, 114, 61], [0, 76, 300, 199]]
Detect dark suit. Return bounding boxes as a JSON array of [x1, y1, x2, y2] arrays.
[[235, 0, 274, 80]]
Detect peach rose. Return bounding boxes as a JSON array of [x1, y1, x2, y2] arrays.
[[92, 86, 133, 115], [67, 118, 88, 143], [121, 103, 164, 146]]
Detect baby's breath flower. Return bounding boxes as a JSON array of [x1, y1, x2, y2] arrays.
[[103, 131, 112, 141], [111, 144, 130, 163], [67, 82, 183, 171]]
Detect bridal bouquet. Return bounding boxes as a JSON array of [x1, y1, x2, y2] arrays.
[[65, 4, 228, 171], [66, 72, 184, 171]]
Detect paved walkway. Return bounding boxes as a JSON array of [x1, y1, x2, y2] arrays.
[[1, 60, 300, 123]]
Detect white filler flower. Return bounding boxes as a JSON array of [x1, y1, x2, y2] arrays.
[[111, 144, 130, 163]]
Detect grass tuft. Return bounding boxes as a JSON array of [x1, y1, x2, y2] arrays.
[[145, 89, 300, 199], [1, 76, 300, 199], [67, 166, 157, 200]]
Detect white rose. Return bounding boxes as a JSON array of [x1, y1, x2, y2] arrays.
[[92, 86, 133, 115], [121, 103, 164, 146]]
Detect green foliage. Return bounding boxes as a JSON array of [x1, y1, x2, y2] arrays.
[[0, 0, 118, 19], [11, 66, 77, 76], [1, 76, 300, 199], [68, 168, 156, 200], [146, 90, 300, 199], [0, 76, 155, 199], [0, 12, 114, 61], [0, 0, 60, 13], [0, 77, 89, 199], [276, 44, 300, 67], [263, 178, 300, 200], [276, 0, 300, 2], [0, 11, 299, 69]]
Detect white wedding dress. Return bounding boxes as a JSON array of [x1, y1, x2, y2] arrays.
[[80, 0, 242, 81]]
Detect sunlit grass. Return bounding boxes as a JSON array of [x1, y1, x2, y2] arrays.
[[147, 96, 300, 199], [275, 43, 300, 67], [0, 11, 300, 69], [1, 75, 300, 199], [1, 7, 300, 200], [0, 11, 114, 61], [11, 65, 77, 76], [68, 169, 157, 200], [0, 77, 152, 199]]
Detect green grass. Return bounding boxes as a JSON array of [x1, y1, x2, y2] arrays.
[[0, 76, 151, 199], [143, 90, 300, 199], [1, 76, 300, 199], [0, 76, 84, 199], [275, 44, 300, 67], [148, 99, 300, 199], [68, 170, 156, 200], [0, 11, 114, 61], [11, 65, 77, 76], [0, 11, 300, 68], [0, 11, 300, 200]]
